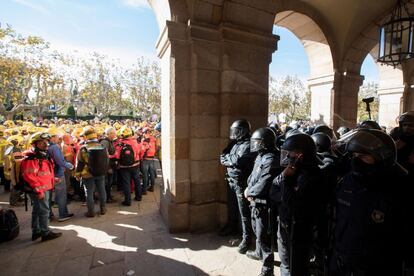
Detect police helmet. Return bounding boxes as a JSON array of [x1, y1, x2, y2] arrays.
[[398, 111, 414, 136], [268, 123, 281, 137], [250, 127, 276, 152], [311, 133, 332, 153], [358, 120, 381, 130], [230, 119, 251, 140], [281, 132, 317, 163], [345, 129, 396, 168], [313, 124, 334, 139]]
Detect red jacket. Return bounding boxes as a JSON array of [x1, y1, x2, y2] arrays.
[[141, 136, 157, 158], [20, 150, 55, 196], [114, 138, 143, 168]]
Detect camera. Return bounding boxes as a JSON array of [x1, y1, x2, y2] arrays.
[[362, 97, 374, 104]]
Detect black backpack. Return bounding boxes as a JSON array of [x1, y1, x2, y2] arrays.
[[119, 143, 135, 166], [0, 209, 19, 242], [83, 145, 109, 177]]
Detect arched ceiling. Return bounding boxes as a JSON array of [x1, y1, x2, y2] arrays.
[[274, 11, 333, 78]]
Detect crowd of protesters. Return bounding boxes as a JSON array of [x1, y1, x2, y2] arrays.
[[0, 118, 160, 242]]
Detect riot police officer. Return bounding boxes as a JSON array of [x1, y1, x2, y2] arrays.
[[330, 129, 407, 275], [244, 127, 281, 276], [395, 111, 414, 176], [392, 111, 414, 272], [273, 132, 324, 276], [311, 132, 338, 274], [219, 119, 256, 253], [313, 124, 335, 139], [357, 120, 382, 130]]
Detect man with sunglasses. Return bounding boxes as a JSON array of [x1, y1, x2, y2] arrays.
[[20, 132, 62, 242]]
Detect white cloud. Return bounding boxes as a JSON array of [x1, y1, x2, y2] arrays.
[[122, 0, 151, 9], [48, 39, 158, 67], [12, 0, 50, 15]]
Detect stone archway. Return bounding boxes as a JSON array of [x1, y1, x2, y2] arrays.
[[274, 11, 335, 125]]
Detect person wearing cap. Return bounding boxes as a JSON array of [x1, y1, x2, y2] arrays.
[[47, 128, 74, 222], [5, 135, 26, 206], [100, 127, 117, 203], [75, 126, 108, 217], [114, 125, 143, 206], [140, 127, 157, 193], [20, 132, 62, 242], [0, 126, 10, 191]]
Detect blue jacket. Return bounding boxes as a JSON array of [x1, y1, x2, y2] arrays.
[[47, 142, 73, 177]]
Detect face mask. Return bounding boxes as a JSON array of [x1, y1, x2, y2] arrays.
[[351, 156, 377, 176]]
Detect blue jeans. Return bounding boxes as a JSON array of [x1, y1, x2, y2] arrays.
[[54, 176, 69, 218], [82, 176, 106, 214], [29, 191, 51, 236], [105, 173, 115, 200], [119, 166, 141, 204], [141, 159, 156, 192]]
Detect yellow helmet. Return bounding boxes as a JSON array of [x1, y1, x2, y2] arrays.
[[7, 135, 24, 146], [113, 122, 121, 130], [95, 126, 104, 137], [119, 125, 133, 138], [4, 120, 15, 128], [29, 132, 51, 145], [80, 126, 97, 140], [27, 126, 38, 134], [47, 127, 65, 137], [71, 127, 83, 138], [0, 126, 5, 137]]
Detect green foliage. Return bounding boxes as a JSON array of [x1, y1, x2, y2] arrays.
[[0, 23, 161, 119], [67, 105, 75, 117], [357, 82, 379, 122], [268, 75, 311, 121]]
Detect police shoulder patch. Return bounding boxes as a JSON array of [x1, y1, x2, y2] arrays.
[[371, 209, 385, 223]]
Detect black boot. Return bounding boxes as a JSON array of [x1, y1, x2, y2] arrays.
[[41, 231, 62, 242], [246, 250, 261, 261], [237, 238, 249, 254]]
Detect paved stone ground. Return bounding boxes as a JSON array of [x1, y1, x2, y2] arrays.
[[0, 179, 281, 276]]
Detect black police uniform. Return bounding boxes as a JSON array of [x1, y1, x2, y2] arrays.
[[273, 163, 324, 276], [330, 169, 406, 276], [220, 138, 255, 240], [245, 149, 280, 275]]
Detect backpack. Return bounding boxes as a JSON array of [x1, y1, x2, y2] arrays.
[[0, 209, 19, 242], [119, 143, 135, 166], [83, 145, 109, 177]]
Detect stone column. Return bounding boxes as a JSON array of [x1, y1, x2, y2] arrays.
[[157, 21, 192, 233], [378, 85, 405, 128], [219, 25, 278, 225], [308, 74, 335, 125], [377, 65, 405, 128], [156, 20, 278, 233], [331, 72, 364, 130]]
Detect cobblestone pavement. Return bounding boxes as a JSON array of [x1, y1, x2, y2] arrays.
[[0, 181, 280, 276]]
